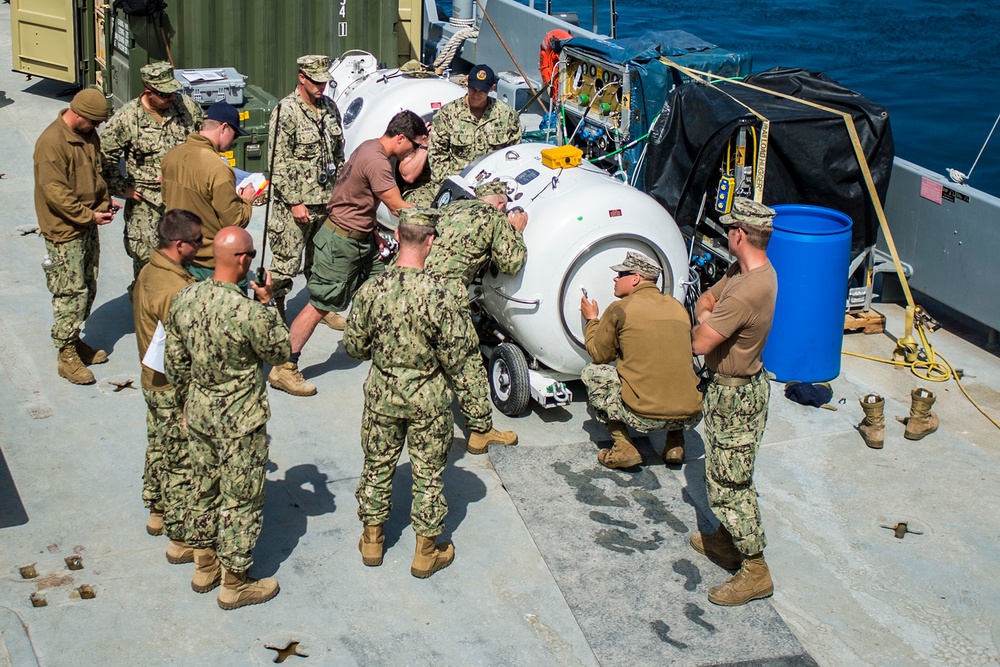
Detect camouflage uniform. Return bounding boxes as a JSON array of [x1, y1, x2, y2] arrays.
[[165, 280, 290, 573], [582, 363, 703, 433], [101, 64, 203, 282], [43, 227, 100, 349], [133, 249, 197, 540], [425, 195, 527, 431], [344, 266, 480, 536], [410, 96, 521, 205], [267, 86, 344, 298], [703, 371, 770, 555]]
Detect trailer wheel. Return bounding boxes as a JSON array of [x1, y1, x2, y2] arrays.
[[489, 343, 530, 417]]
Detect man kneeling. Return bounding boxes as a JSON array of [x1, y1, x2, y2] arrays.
[[580, 251, 702, 468]]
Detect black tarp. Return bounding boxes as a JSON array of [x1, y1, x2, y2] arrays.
[[644, 67, 894, 256]]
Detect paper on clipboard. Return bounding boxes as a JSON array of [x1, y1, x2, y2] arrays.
[[142, 321, 167, 373]]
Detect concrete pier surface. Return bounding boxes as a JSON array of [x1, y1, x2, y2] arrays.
[[2, 6, 998, 665]]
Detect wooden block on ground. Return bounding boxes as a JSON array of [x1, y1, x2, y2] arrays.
[[845, 309, 886, 335]]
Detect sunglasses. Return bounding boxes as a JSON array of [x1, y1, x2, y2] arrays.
[[173, 234, 203, 246], [234, 249, 257, 259], [616, 271, 636, 278]]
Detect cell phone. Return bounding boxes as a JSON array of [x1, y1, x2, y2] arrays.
[[581, 287, 589, 299]]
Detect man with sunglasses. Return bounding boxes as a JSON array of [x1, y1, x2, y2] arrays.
[[162, 102, 258, 280], [101, 61, 204, 293], [270, 111, 427, 397], [165, 226, 290, 610], [132, 209, 201, 548], [690, 197, 778, 607], [266, 55, 344, 321], [580, 251, 703, 470]]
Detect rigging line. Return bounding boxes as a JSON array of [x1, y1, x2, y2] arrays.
[[965, 112, 1000, 181]]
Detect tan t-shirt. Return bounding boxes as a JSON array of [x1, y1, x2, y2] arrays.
[[326, 138, 396, 233], [704, 261, 778, 377]]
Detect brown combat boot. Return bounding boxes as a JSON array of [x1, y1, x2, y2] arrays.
[[217, 567, 280, 610], [467, 427, 518, 455], [57, 344, 95, 385], [662, 429, 685, 465], [268, 362, 317, 396], [146, 510, 164, 536], [166, 540, 194, 565], [858, 394, 885, 449], [191, 549, 222, 593], [708, 553, 773, 606], [359, 525, 385, 567], [411, 534, 454, 579], [689, 524, 742, 570], [896, 388, 939, 440], [321, 311, 347, 330], [597, 422, 642, 469], [75, 339, 108, 365]]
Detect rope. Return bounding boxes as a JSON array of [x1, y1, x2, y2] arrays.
[[962, 112, 1000, 182], [658, 57, 999, 432], [433, 26, 480, 69]]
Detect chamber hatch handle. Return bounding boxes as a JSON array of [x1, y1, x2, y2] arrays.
[[491, 286, 541, 305]]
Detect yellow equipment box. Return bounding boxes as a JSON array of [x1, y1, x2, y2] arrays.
[[541, 145, 584, 169]]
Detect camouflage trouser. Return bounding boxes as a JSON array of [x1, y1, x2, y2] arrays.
[[266, 201, 326, 299], [403, 182, 438, 207], [43, 226, 99, 349], [355, 409, 453, 537], [582, 363, 703, 433], [444, 280, 491, 433], [123, 196, 163, 283], [307, 223, 385, 313], [141, 387, 193, 542], [186, 424, 268, 573], [703, 371, 770, 556]]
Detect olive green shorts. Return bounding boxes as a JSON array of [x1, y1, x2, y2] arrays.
[[306, 223, 385, 312]]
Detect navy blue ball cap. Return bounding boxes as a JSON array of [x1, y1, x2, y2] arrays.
[[205, 102, 248, 136], [467, 64, 497, 91]]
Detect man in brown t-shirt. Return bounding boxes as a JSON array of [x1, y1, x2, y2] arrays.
[[270, 111, 429, 396], [690, 197, 778, 607], [580, 251, 703, 469]]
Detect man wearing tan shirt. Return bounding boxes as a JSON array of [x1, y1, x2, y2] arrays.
[[161, 102, 257, 280], [132, 209, 200, 556], [33, 88, 115, 385], [581, 251, 703, 470]]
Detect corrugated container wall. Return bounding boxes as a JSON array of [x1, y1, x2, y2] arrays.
[[124, 0, 399, 102]]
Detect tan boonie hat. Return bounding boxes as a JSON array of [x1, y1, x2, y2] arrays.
[[298, 55, 333, 83], [141, 61, 181, 94], [397, 207, 441, 230], [70, 87, 109, 122], [610, 250, 661, 280], [720, 197, 776, 229], [474, 179, 508, 198]]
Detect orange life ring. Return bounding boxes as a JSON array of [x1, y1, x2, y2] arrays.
[[539, 29, 572, 100]]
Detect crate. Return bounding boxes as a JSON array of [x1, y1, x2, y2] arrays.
[[218, 84, 278, 173], [174, 67, 247, 106]]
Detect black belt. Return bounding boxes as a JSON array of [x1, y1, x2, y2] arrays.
[[324, 218, 371, 241]]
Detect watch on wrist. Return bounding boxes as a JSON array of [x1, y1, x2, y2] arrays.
[[261, 298, 276, 308]]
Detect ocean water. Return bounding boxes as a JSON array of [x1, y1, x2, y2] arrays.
[[439, 0, 1000, 196]]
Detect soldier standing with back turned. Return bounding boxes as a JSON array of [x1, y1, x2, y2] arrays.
[[690, 197, 778, 607], [101, 61, 204, 292], [267, 55, 344, 319]]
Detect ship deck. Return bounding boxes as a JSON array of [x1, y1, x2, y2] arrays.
[[2, 6, 999, 665]]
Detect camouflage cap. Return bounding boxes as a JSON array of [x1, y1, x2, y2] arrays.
[[141, 61, 181, 94], [297, 55, 333, 83], [720, 197, 776, 229], [610, 250, 661, 280], [398, 207, 441, 230], [474, 179, 508, 198]]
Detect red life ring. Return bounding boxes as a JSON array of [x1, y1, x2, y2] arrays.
[[539, 29, 572, 100]]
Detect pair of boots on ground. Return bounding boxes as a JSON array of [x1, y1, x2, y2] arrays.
[[858, 387, 939, 449], [146, 510, 278, 610], [56, 339, 108, 385], [690, 524, 773, 606], [359, 525, 454, 579], [598, 422, 684, 469]]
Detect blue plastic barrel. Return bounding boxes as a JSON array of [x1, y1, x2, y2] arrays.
[[762, 204, 853, 383]]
